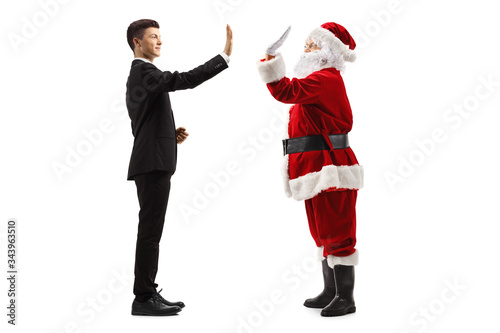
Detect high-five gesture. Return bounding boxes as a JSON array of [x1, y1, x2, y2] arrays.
[[223, 24, 233, 56]]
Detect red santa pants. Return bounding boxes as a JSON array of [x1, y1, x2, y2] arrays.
[[305, 189, 357, 258]]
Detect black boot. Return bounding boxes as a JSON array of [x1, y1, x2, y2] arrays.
[[304, 259, 336, 308], [321, 264, 356, 317]]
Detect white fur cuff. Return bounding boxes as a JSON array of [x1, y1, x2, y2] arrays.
[[256, 53, 286, 83], [327, 250, 359, 267]]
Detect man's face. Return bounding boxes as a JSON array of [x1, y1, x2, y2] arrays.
[[135, 27, 162, 59]]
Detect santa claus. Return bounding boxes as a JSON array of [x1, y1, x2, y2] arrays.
[[256, 22, 363, 317]]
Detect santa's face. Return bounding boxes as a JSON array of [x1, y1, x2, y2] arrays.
[[304, 39, 321, 53], [294, 39, 345, 78]]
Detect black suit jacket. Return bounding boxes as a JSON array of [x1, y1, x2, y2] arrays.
[[126, 54, 228, 180]]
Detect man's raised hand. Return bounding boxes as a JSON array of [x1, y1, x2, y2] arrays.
[[223, 24, 233, 57]]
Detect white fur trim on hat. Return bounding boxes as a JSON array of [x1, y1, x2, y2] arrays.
[[327, 250, 359, 267], [309, 27, 356, 62], [284, 164, 364, 201], [256, 52, 286, 83]]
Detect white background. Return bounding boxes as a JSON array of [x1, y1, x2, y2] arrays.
[[1, 0, 500, 332]]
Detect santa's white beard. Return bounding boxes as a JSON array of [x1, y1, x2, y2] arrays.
[[293, 47, 345, 79]]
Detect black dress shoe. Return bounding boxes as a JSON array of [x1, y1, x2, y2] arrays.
[[153, 289, 185, 308], [131, 296, 182, 316]]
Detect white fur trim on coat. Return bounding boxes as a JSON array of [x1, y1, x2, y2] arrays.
[[316, 246, 325, 261], [281, 155, 293, 198], [285, 163, 364, 201], [327, 250, 359, 267], [281, 108, 292, 198], [309, 27, 356, 62], [256, 53, 286, 83]]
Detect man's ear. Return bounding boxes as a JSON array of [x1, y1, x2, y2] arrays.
[[133, 37, 141, 49]]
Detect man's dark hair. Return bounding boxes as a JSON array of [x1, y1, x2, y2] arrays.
[[127, 19, 160, 52]]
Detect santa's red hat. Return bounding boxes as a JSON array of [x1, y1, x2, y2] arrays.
[[308, 22, 357, 62]]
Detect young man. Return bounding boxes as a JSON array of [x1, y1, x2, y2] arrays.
[[125, 19, 233, 316], [256, 23, 363, 317]]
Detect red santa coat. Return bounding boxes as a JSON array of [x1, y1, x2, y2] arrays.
[[257, 53, 363, 201]]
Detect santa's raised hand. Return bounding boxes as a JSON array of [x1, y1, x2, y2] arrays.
[[265, 26, 291, 60]]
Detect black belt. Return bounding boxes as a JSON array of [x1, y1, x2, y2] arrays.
[[283, 134, 349, 155]]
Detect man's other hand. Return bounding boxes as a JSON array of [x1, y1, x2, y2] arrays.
[[176, 127, 189, 144]]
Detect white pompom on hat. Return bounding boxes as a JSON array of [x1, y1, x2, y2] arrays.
[[308, 22, 357, 62]]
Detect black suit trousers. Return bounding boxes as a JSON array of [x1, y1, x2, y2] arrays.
[[133, 170, 173, 302]]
